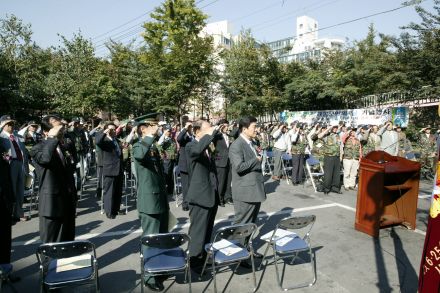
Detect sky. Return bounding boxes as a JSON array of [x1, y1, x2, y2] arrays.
[[0, 0, 435, 57]]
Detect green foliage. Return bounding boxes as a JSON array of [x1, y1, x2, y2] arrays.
[[141, 0, 215, 119]]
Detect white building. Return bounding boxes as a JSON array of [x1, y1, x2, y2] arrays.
[[198, 20, 239, 118], [267, 16, 345, 63]]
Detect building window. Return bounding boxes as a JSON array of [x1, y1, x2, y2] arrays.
[[299, 24, 303, 29]]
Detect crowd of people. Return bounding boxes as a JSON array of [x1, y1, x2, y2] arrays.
[[0, 112, 439, 291]]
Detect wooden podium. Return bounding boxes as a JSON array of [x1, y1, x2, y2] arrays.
[[355, 151, 421, 237]]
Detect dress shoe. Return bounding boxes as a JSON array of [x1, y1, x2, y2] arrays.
[[145, 281, 164, 292], [349, 187, 356, 191], [106, 214, 116, 219], [118, 210, 126, 215], [239, 261, 252, 269], [344, 187, 350, 191], [332, 190, 343, 194], [182, 203, 189, 212], [219, 201, 225, 207], [225, 198, 233, 205]]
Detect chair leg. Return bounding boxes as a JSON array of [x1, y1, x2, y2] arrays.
[[289, 251, 299, 265], [187, 266, 192, 293], [250, 254, 257, 292], [273, 250, 283, 289], [258, 243, 271, 270], [212, 261, 217, 293], [200, 253, 210, 277]]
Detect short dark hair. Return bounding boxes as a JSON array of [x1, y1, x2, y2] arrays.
[[40, 118, 53, 132], [193, 120, 205, 135], [238, 116, 257, 131], [217, 118, 229, 126]]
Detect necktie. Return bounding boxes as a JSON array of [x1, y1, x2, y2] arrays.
[[9, 134, 23, 161], [249, 142, 257, 157]]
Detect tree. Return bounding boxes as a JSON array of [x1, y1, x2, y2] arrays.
[[141, 0, 215, 119], [46, 32, 101, 118]]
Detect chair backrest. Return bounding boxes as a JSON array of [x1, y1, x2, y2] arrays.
[[212, 223, 258, 244], [306, 156, 320, 166], [36, 240, 96, 263], [278, 215, 316, 231], [282, 153, 292, 161], [141, 232, 189, 250]]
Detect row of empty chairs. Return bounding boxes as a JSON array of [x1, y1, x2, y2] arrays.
[[31, 215, 316, 292]]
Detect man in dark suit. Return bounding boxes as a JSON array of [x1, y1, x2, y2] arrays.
[[0, 142, 14, 264], [186, 120, 219, 271], [133, 118, 169, 291], [213, 119, 233, 206], [229, 116, 266, 265], [95, 122, 123, 219], [0, 115, 30, 222], [30, 120, 77, 243], [176, 122, 194, 211]]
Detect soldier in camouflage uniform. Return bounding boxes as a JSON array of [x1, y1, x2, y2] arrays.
[[342, 129, 361, 190], [418, 126, 437, 179], [360, 125, 377, 157], [289, 123, 308, 184], [318, 125, 342, 194], [309, 124, 325, 164], [158, 125, 178, 195], [256, 124, 270, 175]]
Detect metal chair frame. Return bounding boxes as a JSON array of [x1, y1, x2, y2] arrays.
[[259, 215, 317, 290], [36, 240, 99, 293], [281, 153, 293, 185], [200, 223, 258, 293], [262, 150, 274, 176], [173, 166, 183, 207], [304, 156, 324, 192], [140, 232, 191, 293]]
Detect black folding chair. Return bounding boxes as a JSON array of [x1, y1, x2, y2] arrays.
[[259, 215, 316, 290], [201, 223, 258, 293], [140, 232, 191, 293], [36, 240, 99, 293]]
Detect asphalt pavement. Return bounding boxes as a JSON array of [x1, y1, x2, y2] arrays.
[[4, 172, 432, 293]]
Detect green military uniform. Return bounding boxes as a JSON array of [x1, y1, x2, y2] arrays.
[[418, 132, 436, 179], [132, 135, 169, 285], [290, 134, 308, 155], [321, 131, 341, 193], [160, 136, 178, 194], [343, 138, 361, 160], [311, 135, 324, 163]]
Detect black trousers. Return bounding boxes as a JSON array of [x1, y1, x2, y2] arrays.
[[96, 166, 103, 190], [291, 154, 305, 184], [39, 214, 75, 243], [0, 203, 12, 263], [323, 156, 341, 192], [103, 174, 123, 216], [216, 165, 232, 202], [163, 159, 176, 195], [188, 203, 218, 258], [181, 171, 189, 204]]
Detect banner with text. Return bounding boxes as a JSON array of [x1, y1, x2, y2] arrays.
[[279, 107, 409, 127]]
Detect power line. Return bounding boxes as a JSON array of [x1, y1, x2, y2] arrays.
[[92, 0, 209, 43], [93, 0, 221, 53], [249, 0, 341, 32], [257, 0, 426, 41]]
